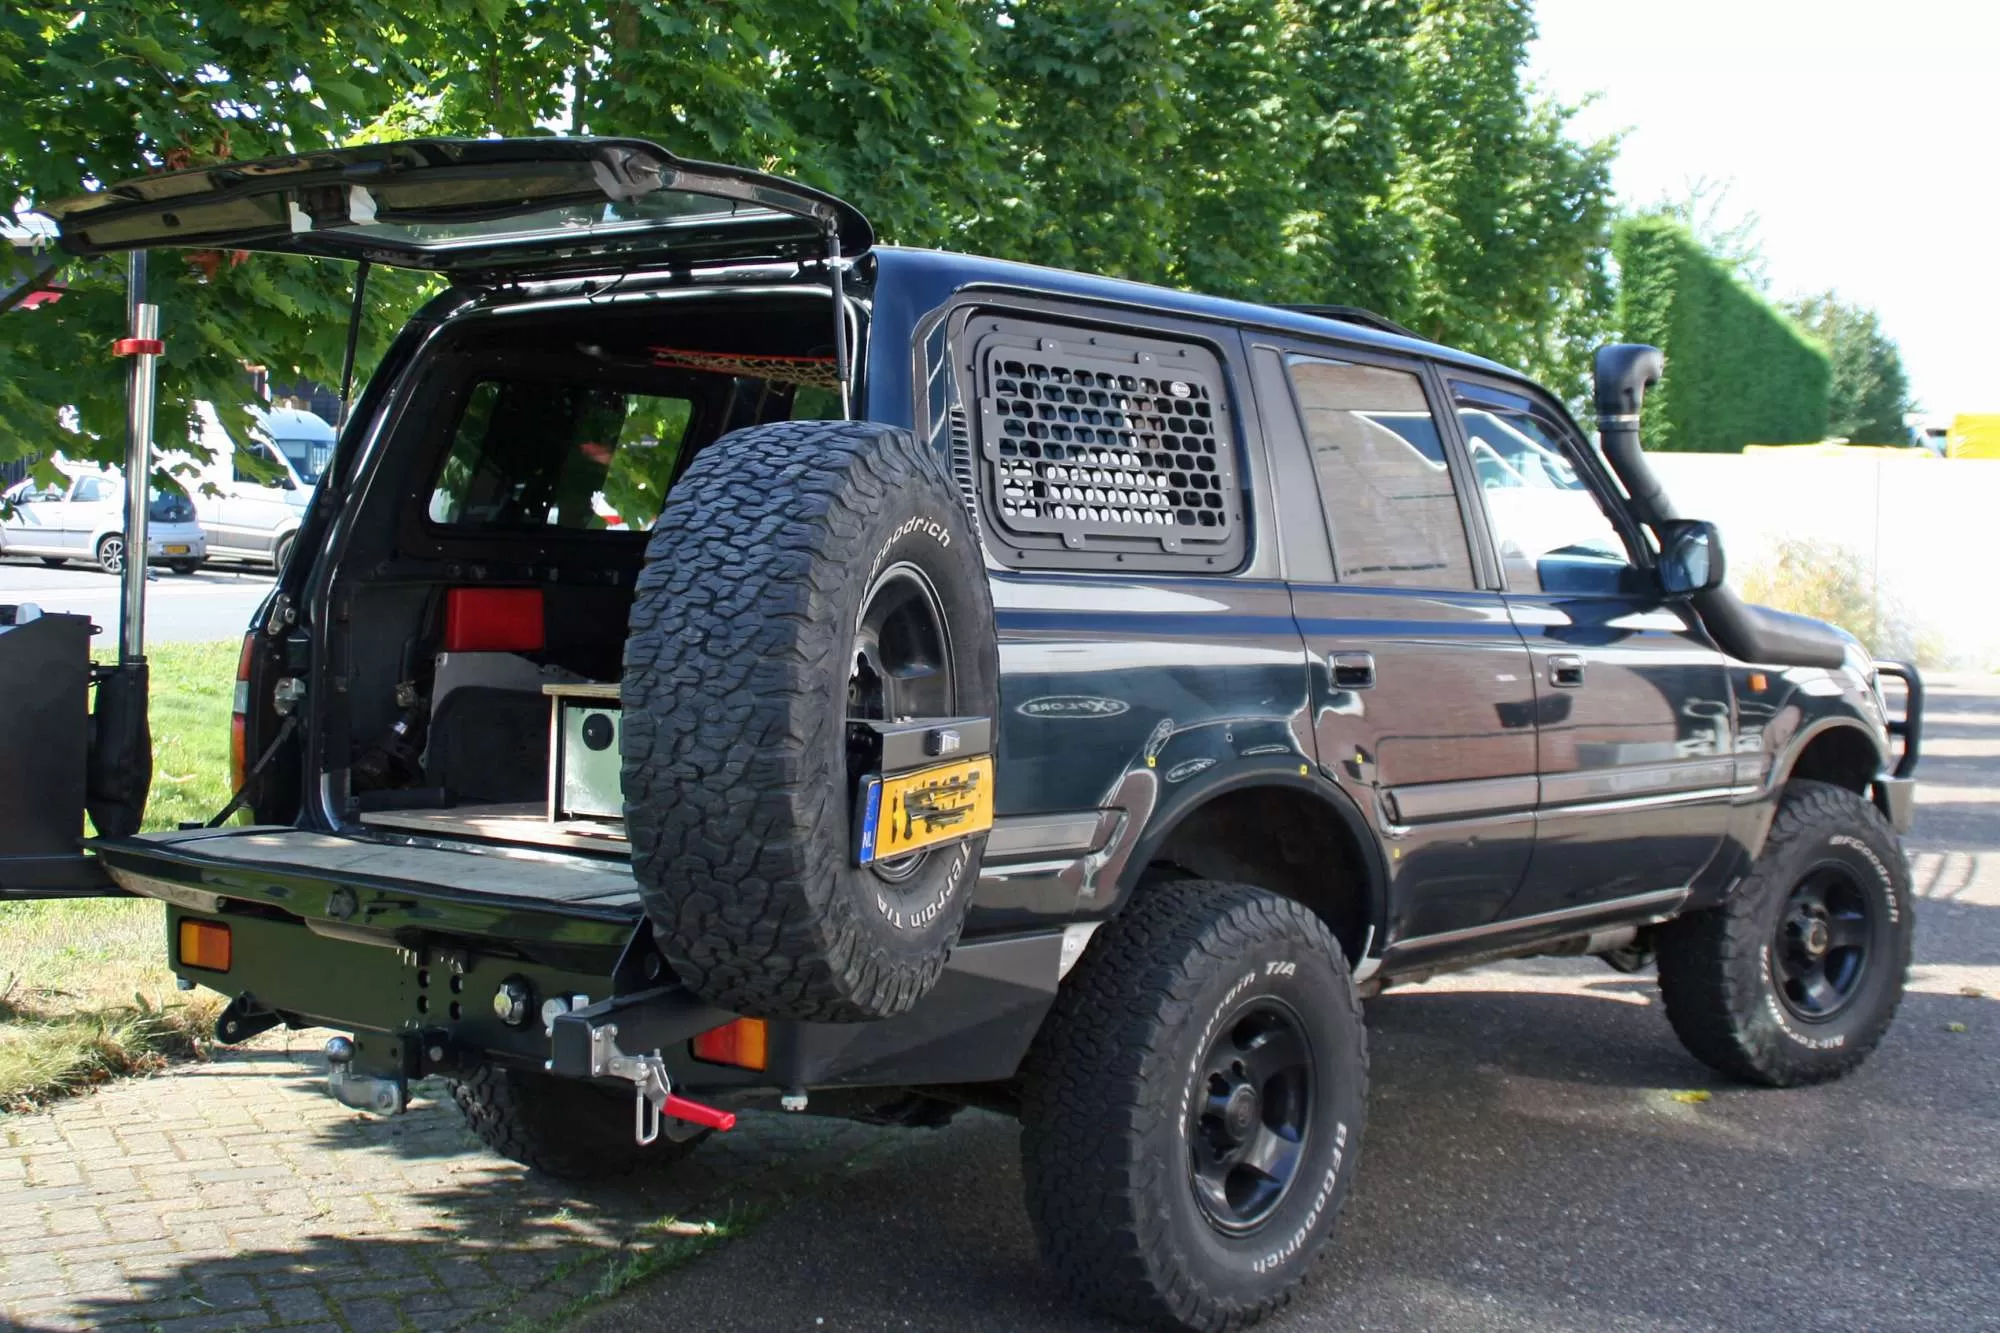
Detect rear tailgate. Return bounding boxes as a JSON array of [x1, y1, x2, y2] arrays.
[[94, 825, 644, 942], [91, 826, 652, 1071]]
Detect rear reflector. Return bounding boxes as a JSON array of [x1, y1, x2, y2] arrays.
[[178, 919, 232, 972], [691, 1018, 768, 1071], [443, 587, 544, 653]]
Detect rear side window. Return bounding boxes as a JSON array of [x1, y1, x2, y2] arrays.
[[1285, 356, 1474, 590], [70, 476, 110, 504], [427, 378, 694, 532]]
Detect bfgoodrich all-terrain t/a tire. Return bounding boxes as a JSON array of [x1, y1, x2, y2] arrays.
[[622, 420, 997, 1023], [1656, 780, 1914, 1087], [447, 1065, 705, 1181], [1021, 881, 1368, 1332]]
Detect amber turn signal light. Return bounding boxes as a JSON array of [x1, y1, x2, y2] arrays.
[[177, 919, 232, 972], [691, 1017, 767, 1071]]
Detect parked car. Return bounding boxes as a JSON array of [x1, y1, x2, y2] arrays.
[[175, 402, 330, 570], [3, 138, 1925, 1333], [0, 463, 205, 573]]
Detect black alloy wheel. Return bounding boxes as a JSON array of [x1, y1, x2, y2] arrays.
[[847, 562, 956, 883], [1189, 999, 1313, 1235], [848, 562, 956, 724], [1021, 880, 1368, 1332], [1655, 780, 1913, 1087], [1772, 866, 1873, 1022]]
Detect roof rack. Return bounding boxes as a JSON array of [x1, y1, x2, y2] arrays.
[[1273, 303, 1422, 342]]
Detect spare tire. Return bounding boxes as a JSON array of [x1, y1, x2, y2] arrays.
[[622, 419, 997, 1022]]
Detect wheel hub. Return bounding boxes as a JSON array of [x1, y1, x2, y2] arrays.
[[1773, 866, 1872, 1022], [1220, 1082, 1260, 1144], [1187, 999, 1313, 1235], [1793, 912, 1831, 959]]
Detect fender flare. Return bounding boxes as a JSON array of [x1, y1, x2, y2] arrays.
[[1772, 715, 1890, 792], [1730, 715, 1893, 866], [1110, 764, 1389, 964]]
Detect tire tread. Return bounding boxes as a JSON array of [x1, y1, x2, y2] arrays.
[[1020, 880, 1367, 1332], [1656, 780, 1911, 1086]]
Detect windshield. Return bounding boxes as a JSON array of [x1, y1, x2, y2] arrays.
[[270, 436, 328, 485]]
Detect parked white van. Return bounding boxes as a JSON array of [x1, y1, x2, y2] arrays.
[[185, 403, 335, 570]]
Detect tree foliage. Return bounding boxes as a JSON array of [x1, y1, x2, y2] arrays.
[[2, 0, 1619, 471], [1613, 216, 1829, 453], [1783, 293, 1912, 445]]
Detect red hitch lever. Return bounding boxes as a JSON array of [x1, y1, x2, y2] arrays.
[[662, 1091, 736, 1132]]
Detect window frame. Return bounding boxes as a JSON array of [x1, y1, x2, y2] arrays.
[[409, 352, 712, 543], [923, 291, 1274, 579], [1441, 372, 1654, 595], [1269, 337, 1502, 593]]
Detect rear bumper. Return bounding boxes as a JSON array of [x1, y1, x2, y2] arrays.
[[146, 529, 207, 560]]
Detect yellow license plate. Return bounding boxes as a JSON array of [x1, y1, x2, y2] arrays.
[[857, 756, 994, 865], [164, 544, 189, 554]]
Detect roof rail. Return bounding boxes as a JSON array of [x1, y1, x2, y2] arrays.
[[1273, 303, 1422, 342]]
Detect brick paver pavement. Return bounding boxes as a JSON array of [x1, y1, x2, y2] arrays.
[[0, 1033, 906, 1332]]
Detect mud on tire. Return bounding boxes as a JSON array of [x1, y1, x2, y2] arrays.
[[622, 420, 997, 1023], [1020, 881, 1368, 1332], [447, 1065, 706, 1180], [1656, 780, 1914, 1087]]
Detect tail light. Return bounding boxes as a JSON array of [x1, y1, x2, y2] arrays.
[[229, 633, 254, 793], [177, 918, 232, 971], [691, 1018, 768, 1071]]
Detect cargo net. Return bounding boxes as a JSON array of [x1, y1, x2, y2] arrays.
[[649, 346, 841, 389], [978, 347, 1236, 554]]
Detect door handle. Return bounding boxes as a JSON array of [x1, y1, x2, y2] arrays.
[[1549, 654, 1585, 688], [1331, 651, 1376, 690]]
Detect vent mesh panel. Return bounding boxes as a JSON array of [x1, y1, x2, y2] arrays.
[[972, 330, 1241, 567]]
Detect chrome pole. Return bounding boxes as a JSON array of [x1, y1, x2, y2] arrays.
[[119, 252, 159, 664]]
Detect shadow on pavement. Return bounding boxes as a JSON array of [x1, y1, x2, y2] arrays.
[[22, 967, 1995, 1332], [561, 978, 1998, 1333]]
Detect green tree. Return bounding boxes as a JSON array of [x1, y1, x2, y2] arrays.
[[3, 0, 1622, 471], [1784, 293, 1912, 444], [1613, 216, 1828, 452], [0, 0, 476, 469], [1384, 0, 1618, 403]]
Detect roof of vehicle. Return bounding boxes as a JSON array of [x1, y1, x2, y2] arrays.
[[869, 247, 1523, 384], [253, 406, 336, 440]]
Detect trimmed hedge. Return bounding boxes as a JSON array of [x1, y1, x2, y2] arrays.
[[1614, 218, 1829, 452]]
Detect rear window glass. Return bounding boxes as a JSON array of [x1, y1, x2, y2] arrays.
[[427, 379, 694, 532]]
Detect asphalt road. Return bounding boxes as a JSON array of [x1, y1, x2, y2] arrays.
[[0, 557, 270, 643], [580, 673, 2000, 1333]]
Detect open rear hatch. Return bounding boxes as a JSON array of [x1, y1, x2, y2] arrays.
[[44, 137, 873, 276]]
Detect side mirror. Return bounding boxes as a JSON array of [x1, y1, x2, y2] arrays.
[[1658, 520, 1725, 595]]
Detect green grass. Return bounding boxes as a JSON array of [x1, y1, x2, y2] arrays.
[[105, 638, 239, 834], [1, 640, 236, 1112]]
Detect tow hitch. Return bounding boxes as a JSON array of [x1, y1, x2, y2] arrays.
[[323, 1035, 407, 1116], [585, 1024, 738, 1145]]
